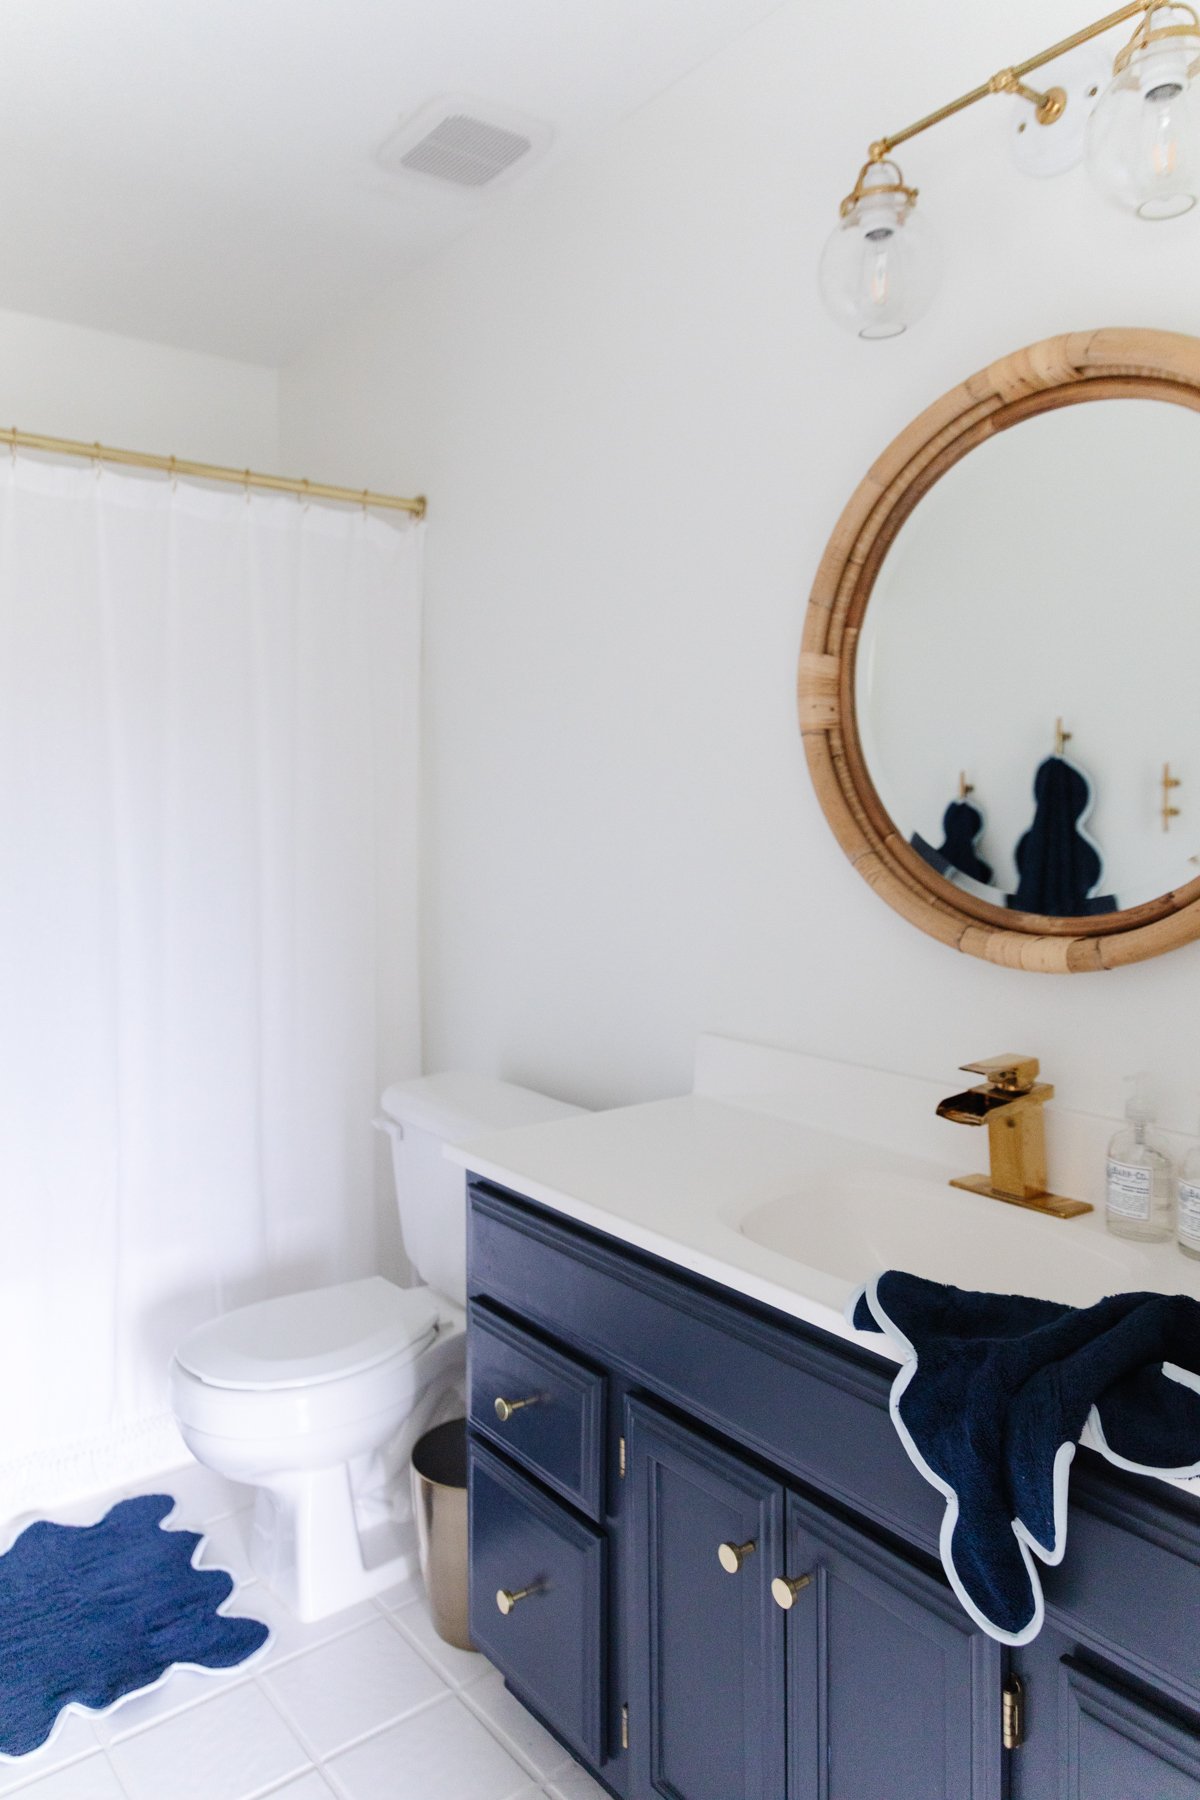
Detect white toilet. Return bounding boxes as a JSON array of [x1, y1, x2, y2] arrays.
[[169, 1073, 582, 1621]]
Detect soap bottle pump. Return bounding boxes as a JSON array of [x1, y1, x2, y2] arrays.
[[1178, 1116, 1200, 1261], [1106, 1075, 1174, 1243]]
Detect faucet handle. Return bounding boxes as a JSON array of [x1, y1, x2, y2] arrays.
[[959, 1054, 1040, 1094]]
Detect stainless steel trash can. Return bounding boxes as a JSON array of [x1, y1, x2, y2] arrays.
[[410, 1418, 473, 1650]]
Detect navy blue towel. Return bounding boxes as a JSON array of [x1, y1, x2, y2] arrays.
[[1009, 754, 1114, 917], [850, 1272, 1200, 1644], [934, 797, 993, 887], [0, 1494, 268, 1758]]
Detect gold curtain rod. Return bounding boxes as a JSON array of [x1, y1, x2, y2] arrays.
[[0, 426, 426, 519]]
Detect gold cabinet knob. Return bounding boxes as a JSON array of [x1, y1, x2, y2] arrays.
[[717, 1539, 757, 1574], [496, 1584, 540, 1615], [771, 1572, 813, 1610], [494, 1395, 538, 1423]]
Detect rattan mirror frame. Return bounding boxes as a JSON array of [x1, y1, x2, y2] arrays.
[[799, 328, 1200, 973]]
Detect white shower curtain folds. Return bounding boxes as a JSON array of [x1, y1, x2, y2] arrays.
[[0, 454, 422, 1519]]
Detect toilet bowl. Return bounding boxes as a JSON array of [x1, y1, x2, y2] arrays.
[[169, 1073, 583, 1621], [170, 1278, 466, 1621]]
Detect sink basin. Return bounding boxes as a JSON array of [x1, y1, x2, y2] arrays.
[[739, 1164, 1190, 1314]]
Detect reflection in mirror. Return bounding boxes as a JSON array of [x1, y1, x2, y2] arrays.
[[913, 779, 993, 888], [856, 400, 1199, 920]]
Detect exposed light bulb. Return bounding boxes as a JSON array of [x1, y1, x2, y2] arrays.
[[818, 165, 940, 340], [1086, 14, 1200, 219]]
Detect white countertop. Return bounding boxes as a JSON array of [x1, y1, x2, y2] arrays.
[[451, 1093, 892, 1353], [447, 1039, 1200, 1383]]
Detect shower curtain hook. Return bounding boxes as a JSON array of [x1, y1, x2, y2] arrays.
[[168, 454, 178, 495], [92, 441, 103, 481], [8, 429, 16, 470], [300, 477, 311, 513], [243, 468, 253, 505]]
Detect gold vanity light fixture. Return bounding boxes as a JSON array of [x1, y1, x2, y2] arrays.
[[820, 1, 1200, 338]]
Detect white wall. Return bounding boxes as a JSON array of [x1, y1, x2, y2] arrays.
[[279, 0, 1200, 1131], [0, 307, 278, 468]]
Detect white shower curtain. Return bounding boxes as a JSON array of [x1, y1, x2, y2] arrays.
[[0, 453, 422, 1518]]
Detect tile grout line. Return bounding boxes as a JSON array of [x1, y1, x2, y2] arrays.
[[94, 1598, 389, 1753], [246, 1666, 331, 1785], [373, 1597, 500, 1701], [251, 1654, 460, 1777], [455, 1683, 575, 1788], [0, 1747, 90, 1797], [99, 1743, 137, 1800], [366, 1603, 571, 1789]]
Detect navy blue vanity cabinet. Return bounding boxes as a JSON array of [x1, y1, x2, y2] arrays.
[[624, 1400, 999, 1800], [468, 1439, 606, 1768], [1008, 1623, 1200, 1800], [625, 1399, 787, 1800], [466, 1179, 1200, 1800], [1053, 1661, 1200, 1798], [783, 1487, 1003, 1800]]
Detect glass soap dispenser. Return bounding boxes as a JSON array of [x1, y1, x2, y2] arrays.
[[1106, 1076, 1174, 1243], [1178, 1117, 1200, 1261]]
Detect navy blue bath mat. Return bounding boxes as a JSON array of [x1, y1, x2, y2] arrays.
[[0, 1493, 269, 1758]]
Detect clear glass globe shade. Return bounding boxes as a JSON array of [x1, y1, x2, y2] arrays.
[[1085, 41, 1200, 218], [818, 194, 940, 340]]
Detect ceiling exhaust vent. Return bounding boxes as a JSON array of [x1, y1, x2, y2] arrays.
[[375, 98, 553, 190]]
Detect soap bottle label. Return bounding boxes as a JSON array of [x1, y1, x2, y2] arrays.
[[1180, 1181, 1200, 1243], [1106, 1160, 1153, 1221]]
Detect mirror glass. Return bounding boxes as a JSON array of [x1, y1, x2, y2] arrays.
[[856, 398, 1200, 919]]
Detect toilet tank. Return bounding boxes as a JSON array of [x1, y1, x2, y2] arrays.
[[378, 1073, 585, 1307]]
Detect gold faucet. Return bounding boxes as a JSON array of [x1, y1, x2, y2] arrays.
[[936, 1055, 1092, 1220]]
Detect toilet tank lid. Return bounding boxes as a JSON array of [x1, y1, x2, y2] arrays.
[[379, 1071, 584, 1142], [174, 1277, 441, 1391]]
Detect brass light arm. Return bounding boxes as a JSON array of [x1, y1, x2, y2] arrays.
[[865, 0, 1151, 164]]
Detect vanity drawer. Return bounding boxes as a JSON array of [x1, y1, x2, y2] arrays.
[[468, 1301, 606, 1519], [469, 1439, 606, 1767]]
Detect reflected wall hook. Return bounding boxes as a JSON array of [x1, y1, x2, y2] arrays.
[[1054, 717, 1071, 758], [958, 771, 974, 800], [1162, 762, 1182, 834]]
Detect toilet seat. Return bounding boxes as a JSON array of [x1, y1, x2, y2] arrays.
[[175, 1277, 441, 1392]]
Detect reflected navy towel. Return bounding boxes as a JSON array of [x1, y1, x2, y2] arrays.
[[0, 1495, 268, 1758], [849, 1272, 1200, 1645]]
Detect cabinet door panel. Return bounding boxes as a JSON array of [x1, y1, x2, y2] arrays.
[[785, 1489, 1003, 1800], [627, 1399, 786, 1800], [468, 1440, 605, 1767], [1058, 1660, 1200, 1800]]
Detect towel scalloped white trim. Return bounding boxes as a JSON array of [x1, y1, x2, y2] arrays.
[[845, 1275, 1200, 1646]]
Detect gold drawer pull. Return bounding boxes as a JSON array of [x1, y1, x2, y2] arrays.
[[494, 1394, 539, 1423], [496, 1584, 541, 1615], [717, 1539, 757, 1574], [771, 1572, 813, 1610]]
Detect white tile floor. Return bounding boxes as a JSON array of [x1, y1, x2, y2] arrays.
[[0, 1465, 611, 1800]]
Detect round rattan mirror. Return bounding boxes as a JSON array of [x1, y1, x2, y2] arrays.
[[799, 328, 1200, 972]]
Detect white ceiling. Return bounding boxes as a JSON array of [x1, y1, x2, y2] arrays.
[[0, 0, 784, 365]]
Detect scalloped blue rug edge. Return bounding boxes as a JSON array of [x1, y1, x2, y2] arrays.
[[0, 1493, 270, 1759]]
